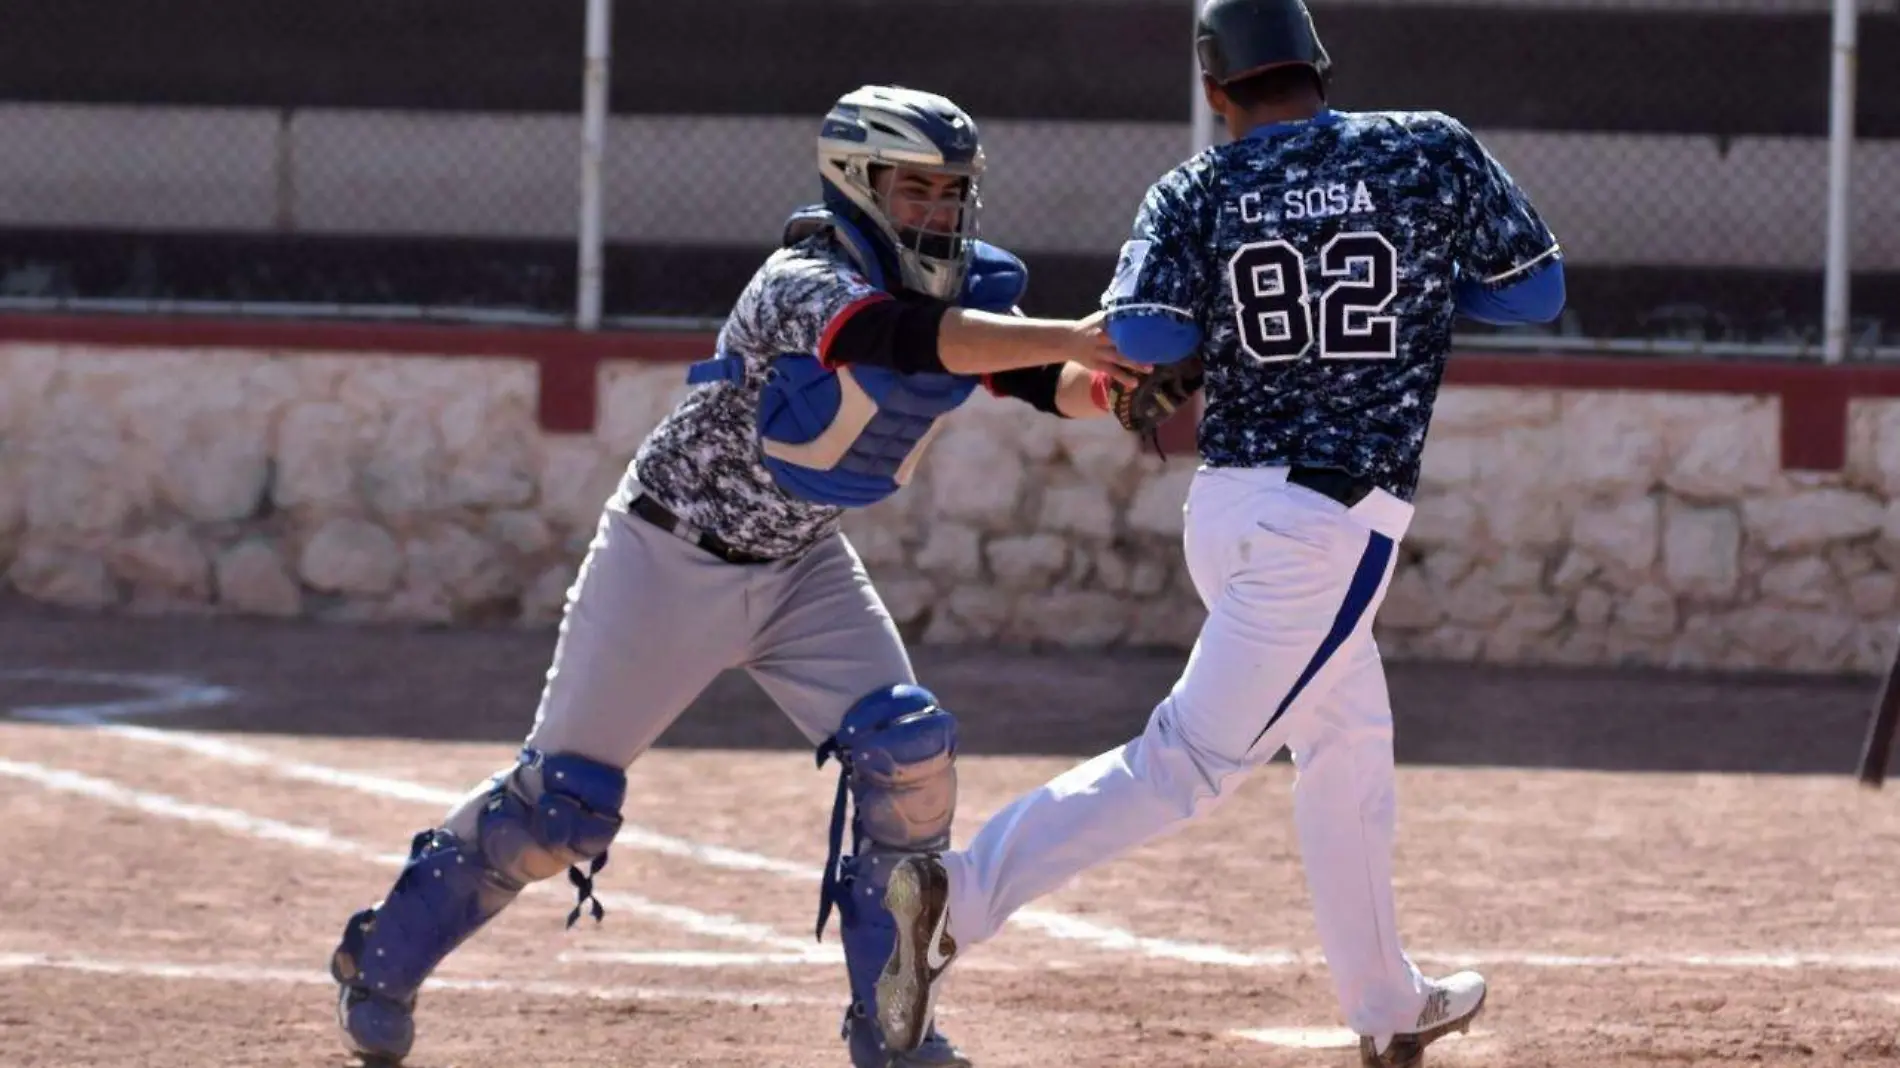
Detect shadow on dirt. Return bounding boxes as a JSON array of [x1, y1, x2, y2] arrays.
[[0, 597, 1882, 776]]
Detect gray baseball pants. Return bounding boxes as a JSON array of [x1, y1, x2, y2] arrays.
[[441, 490, 914, 838]]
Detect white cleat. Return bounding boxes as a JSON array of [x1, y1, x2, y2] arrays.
[[1359, 971, 1487, 1068]]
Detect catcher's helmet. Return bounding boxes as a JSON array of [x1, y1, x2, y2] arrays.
[[1195, 0, 1332, 88], [816, 85, 984, 302]]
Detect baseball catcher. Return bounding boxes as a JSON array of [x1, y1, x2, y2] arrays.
[[326, 85, 1148, 1068]]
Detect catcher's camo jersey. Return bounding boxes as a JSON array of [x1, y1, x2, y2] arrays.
[[631, 234, 878, 558], [1102, 109, 1558, 500]]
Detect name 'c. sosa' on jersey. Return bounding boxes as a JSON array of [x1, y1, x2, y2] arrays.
[[1104, 109, 1558, 501], [1241, 180, 1377, 223]]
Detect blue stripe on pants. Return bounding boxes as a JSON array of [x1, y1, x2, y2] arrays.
[[1248, 529, 1396, 751]]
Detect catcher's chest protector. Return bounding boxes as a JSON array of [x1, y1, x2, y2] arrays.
[[687, 208, 1005, 510], [754, 357, 976, 508]]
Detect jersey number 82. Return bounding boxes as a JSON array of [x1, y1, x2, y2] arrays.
[[1226, 232, 1398, 363]]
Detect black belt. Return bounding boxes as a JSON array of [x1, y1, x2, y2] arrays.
[[628, 492, 778, 565], [1287, 465, 1376, 507]]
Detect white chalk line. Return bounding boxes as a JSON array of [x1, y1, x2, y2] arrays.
[[6, 668, 1252, 966], [0, 756, 810, 953], [53, 716, 1283, 967], [563, 949, 840, 969], [558, 948, 1021, 974], [1230, 1026, 1363, 1050], [0, 951, 834, 1008], [1231, 1026, 1497, 1051], [3, 668, 237, 722], [60, 729, 1900, 976], [2, 669, 821, 953], [1415, 949, 1900, 971], [15, 669, 1900, 976], [92, 724, 1900, 974]]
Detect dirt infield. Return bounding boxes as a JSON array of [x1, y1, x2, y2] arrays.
[[4, 597, 1900, 1067]]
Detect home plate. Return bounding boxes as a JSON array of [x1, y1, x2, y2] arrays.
[[1231, 1027, 1360, 1049]]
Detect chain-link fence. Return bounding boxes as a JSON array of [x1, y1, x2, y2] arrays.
[[594, 0, 1197, 326], [603, 0, 1897, 356], [0, 0, 588, 323], [1, 0, 1893, 354], [1287, 0, 1898, 356]]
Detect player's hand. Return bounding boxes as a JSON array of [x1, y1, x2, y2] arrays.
[[1064, 312, 1150, 388]]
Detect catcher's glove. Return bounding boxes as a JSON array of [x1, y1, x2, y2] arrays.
[[1105, 356, 1204, 452]]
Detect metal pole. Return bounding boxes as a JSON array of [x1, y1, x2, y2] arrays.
[[1191, 0, 1214, 155], [576, 0, 612, 330], [1822, 0, 1858, 364]]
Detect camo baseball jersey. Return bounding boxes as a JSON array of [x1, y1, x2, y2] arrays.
[[1101, 109, 1559, 500], [630, 234, 877, 559]]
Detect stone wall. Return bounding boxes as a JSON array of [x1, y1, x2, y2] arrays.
[[3, 340, 1896, 675], [1387, 390, 1895, 674]]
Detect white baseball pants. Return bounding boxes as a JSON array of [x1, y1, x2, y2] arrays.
[[938, 465, 1434, 1037]]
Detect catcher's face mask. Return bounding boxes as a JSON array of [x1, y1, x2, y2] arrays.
[[869, 164, 981, 299]]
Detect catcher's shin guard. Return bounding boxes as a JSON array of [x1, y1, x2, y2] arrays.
[[330, 828, 515, 1061], [815, 685, 961, 1064], [330, 749, 626, 1061]]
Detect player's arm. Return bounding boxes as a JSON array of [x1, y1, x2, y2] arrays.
[[937, 307, 1144, 382], [933, 237, 1144, 384], [815, 292, 1146, 385], [1053, 362, 1112, 418], [1454, 263, 1565, 326], [1442, 115, 1566, 326], [1097, 161, 1216, 368], [757, 252, 1142, 384], [979, 362, 1115, 420]]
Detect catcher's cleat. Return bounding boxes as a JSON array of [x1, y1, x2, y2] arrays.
[[845, 1020, 974, 1067], [334, 983, 414, 1065], [906, 1028, 975, 1067], [331, 908, 416, 1063], [1358, 971, 1486, 1068]]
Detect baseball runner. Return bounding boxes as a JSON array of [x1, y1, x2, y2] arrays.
[[326, 85, 1146, 1068], [871, 2, 1567, 1065]]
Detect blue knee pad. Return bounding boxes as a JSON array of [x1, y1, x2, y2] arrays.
[[813, 685, 958, 1034], [332, 749, 626, 1010], [478, 750, 627, 926]]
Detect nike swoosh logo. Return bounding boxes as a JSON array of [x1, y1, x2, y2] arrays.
[[923, 892, 954, 973]]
